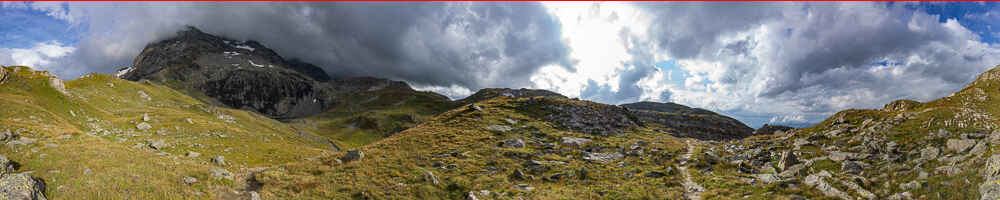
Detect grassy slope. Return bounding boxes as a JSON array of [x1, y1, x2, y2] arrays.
[[254, 97, 692, 199], [0, 66, 330, 199], [295, 85, 457, 149]]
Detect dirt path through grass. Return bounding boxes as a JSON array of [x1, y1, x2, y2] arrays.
[[677, 139, 704, 200]]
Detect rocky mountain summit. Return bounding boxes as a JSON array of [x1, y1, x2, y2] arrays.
[[622, 101, 754, 141], [119, 27, 403, 120]]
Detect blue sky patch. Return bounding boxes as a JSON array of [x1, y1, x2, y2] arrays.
[[0, 5, 85, 48], [899, 2, 1000, 43]]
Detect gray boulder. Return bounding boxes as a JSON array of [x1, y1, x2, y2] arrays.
[[560, 137, 592, 147], [501, 138, 525, 148], [210, 168, 232, 180], [947, 139, 976, 153], [778, 151, 799, 171], [136, 122, 152, 131], [804, 170, 850, 200], [485, 125, 512, 132], [182, 176, 197, 185], [583, 152, 624, 163], [0, 155, 13, 174], [0, 172, 47, 200], [147, 139, 168, 150], [921, 147, 940, 160], [343, 150, 364, 162], [211, 155, 227, 166]]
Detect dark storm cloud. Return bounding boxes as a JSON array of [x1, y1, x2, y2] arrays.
[[52, 2, 572, 91]]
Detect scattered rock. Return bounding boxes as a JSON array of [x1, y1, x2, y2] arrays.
[[841, 161, 863, 175], [504, 118, 517, 124], [470, 104, 484, 112], [501, 138, 525, 148], [979, 154, 1000, 200], [138, 91, 152, 101], [343, 150, 364, 162], [485, 125, 513, 132], [946, 139, 976, 153], [778, 163, 807, 178], [0, 172, 47, 200], [755, 174, 780, 184], [249, 191, 260, 200], [147, 139, 168, 150], [583, 152, 625, 163], [211, 156, 227, 166], [209, 168, 232, 180], [142, 113, 151, 122], [182, 176, 197, 185], [425, 171, 439, 185], [887, 192, 912, 200], [921, 147, 940, 160], [0, 155, 13, 174], [778, 151, 799, 171], [629, 141, 648, 150], [804, 170, 850, 200], [972, 142, 989, 156], [561, 137, 592, 147], [510, 168, 529, 180], [900, 180, 921, 190], [514, 184, 534, 191], [644, 171, 667, 178], [186, 151, 201, 158], [0, 129, 14, 141], [185, 118, 194, 124], [467, 191, 479, 200], [54, 135, 72, 140], [136, 122, 152, 131]]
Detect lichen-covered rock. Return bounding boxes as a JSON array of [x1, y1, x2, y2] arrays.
[[921, 147, 940, 160], [0, 172, 47, 200], [980, 154, 1000, 200]]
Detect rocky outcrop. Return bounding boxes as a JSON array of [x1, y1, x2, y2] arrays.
[[622, 101, 752, 141], [457, 88, 567, 105], [540, 100, 643, 136], [754, 124, 795, 135]]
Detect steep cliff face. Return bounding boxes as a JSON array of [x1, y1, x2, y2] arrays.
[[621, 101, 754, 141], [119, 27, 401, 120]]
